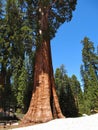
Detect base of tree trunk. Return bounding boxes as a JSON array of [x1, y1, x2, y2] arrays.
[[20, 73, 65, 126]]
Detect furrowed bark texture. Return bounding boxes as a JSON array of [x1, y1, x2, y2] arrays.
[[21, 40, 64, 125]]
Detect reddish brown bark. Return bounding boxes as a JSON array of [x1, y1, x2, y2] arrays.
[[21, 40, 64, 126]]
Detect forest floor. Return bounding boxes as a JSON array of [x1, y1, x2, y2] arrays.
[[1, 113, 98, 130]]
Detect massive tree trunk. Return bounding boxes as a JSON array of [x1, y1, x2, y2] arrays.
[[21, 40, 64, 125]]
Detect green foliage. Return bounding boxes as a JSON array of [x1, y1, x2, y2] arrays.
[[12, 57, 34, 113], [70, 75, 83, 114], [55, 65, 66, 96], [17, 63, 28, 112], [81, 37, 98, 114], [25, 0, 77, 41], [55, 65, 79, 117]]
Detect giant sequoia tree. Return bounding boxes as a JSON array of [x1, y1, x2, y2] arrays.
[[21, 0, 77, 125]]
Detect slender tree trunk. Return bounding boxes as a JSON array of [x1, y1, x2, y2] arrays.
[[21, 40, 64, 125], [0, 68, 6, 109]]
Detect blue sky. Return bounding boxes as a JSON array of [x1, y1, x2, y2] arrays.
[[51, 0, 98, 83]]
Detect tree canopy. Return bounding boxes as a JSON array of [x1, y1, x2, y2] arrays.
[[24, 0, 77, 42]]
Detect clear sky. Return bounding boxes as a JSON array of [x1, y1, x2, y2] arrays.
[[51, 0, 98, 83]]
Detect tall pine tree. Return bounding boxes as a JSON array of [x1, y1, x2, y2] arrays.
[[81, 37, 98, 114]]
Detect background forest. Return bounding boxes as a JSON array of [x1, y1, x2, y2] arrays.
[[0, 0, 98, 117]]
